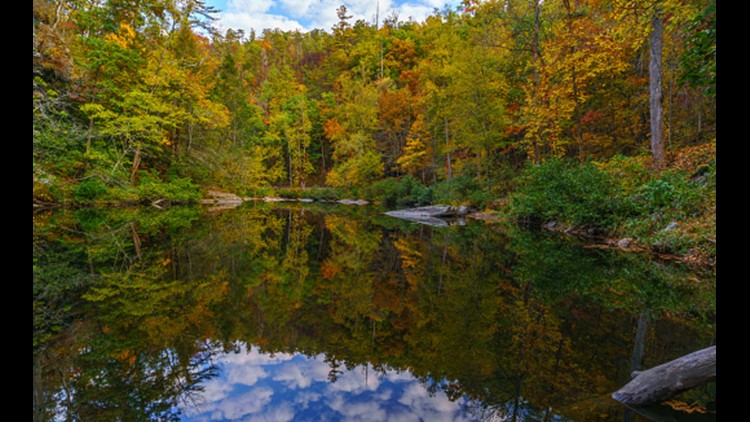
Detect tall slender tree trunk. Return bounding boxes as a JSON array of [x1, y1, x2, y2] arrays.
[[130, 145, 142, 186], [444, 116, 452, 180], [531, 0, 543, 164], [649, 7, 665, 169], [572, 64, 584, 161], [631, 310, 650, 373]]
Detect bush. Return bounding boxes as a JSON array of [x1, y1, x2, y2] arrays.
[[306, 187, 340, 201], [276, 187, 302, 199], [246, 186, 275, 198], [366, 176, 433, 207], [431, 175, 491, 208], [621, 168, 711, 254], [629, 169, 704, 218], [72, 178, 108, 203], [509, 159, 623, 230], [135, 171, 201, 203]]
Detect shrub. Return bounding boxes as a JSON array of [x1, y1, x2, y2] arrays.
[[431, 175, 490, 208], [135, 171, 201, 203], [276, 188, 302, 199], [630, 169, 704, 218], [366, 176, 432, 207], [509, 159, 623, 230], [72, 178, 108, 203], [621, 168, 711, 254], [306, 187, 340, 201]]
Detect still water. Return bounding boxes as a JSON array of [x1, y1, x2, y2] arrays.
[[33, 203, 715, 421]]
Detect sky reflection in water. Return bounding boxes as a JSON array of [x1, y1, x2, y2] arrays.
[[182, 344, 476, 422]]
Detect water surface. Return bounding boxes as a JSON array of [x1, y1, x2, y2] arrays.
[[33, 203, 716, 421]]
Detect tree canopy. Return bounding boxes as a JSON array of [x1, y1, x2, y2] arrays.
[[34, 0, 716, 198]]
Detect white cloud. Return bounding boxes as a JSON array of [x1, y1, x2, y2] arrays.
[[329, 395, 387, 422], [271, 357, 329, 389], [326, 365, 381, 394], [227, 364, 268, 386], [293, 391, 321, 409], [201, 379, 234, 404], [278, 0, 318, 18], [218, 386, 274, 420], [386, 370, 415, 383], [182, 378, 233, 419], [393, 3, 434, 23], [217, 11, 305, 34], [220, 346, 294, 366], [385, 410, 422, 422], [374, 387, 393, 401], [397, 382, 470, 422], [227, 0, 274, 14], [211, 0, 459, 35], [245, 401, 296, 422]]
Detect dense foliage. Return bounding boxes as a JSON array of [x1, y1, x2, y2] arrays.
[[510, 143, 715, 261], [33, 0, 716, 205]]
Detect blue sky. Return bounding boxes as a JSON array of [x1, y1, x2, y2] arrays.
[[204, 0, 461, 34]]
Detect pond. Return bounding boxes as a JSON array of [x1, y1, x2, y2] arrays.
[[33, 203, 716, 421]]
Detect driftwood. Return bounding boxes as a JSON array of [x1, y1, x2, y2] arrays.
[[612, 345, 716, 407]]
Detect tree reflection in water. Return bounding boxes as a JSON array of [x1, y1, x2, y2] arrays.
[[33, 204, 715, 421]]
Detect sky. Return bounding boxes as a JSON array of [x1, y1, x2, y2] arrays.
[[203, 0, 462, 35]]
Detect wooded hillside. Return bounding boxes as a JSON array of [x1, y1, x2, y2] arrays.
[[33, 0, 716, 202]]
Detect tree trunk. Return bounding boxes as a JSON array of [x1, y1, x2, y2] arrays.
[[130, 145, 142, 186], [649, 7, 665, 169], [531, 0, 543, 164], [444, 116, 452, 180], [630, 310, 650, 373], [612, 346, 716, 406]]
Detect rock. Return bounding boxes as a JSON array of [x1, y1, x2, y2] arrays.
[[298, 198, 314, 202], [201, 190, 243, 211], [205, 190, 243, 202], [617, 238, 634, 248], [457, 206, 469, 216], [663, 221, 678, 232], [337, 199, 370, 205], [385, 206, 468, 227]]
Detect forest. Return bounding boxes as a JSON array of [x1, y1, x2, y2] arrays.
[[33, 0, 716, 259], [33, 1, 717, 417]]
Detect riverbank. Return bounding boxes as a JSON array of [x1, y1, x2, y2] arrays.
[[503, 144, 716, 268], [35, 144, 715, 268]]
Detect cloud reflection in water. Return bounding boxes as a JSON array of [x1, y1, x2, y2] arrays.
[[181, 344, 475, 421]]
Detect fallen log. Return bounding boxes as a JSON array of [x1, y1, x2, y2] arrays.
[[612, 345, 715, 407]]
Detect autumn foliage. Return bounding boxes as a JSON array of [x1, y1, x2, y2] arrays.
[[34, 0, 715, 200]]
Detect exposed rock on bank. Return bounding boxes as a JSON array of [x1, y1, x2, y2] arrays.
[[200, 190, 370, 209], [384, 205, 470, 227]]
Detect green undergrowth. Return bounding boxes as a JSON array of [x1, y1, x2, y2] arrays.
[[243, 175, 495, 210], [39, 170, 202, 206], [362, 175, 494, 209], [508, 145, 716, 264]]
